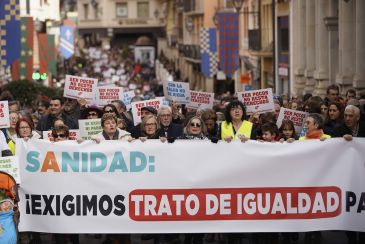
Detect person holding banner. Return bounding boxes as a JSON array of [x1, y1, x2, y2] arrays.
[[178, 116, 208, 140], [92, 113, 131, 143], [279, 120, 298, 141], [220, 100, 256, 142], [139, 115, 161, 141], [15, 118, 41, 142], [324, 102, 344, 137], [299, 113, 331, 140], [157, 107, 183, 139], [201, 109, 218, 140]]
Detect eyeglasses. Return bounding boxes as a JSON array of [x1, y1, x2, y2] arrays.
[[145, 123, 156, 127], [52, 133, 66, 139], [104, 110, 113, 113], [19, 126, 31, 129], [190, 123, 201, 128], [88, 112, 98, 116]]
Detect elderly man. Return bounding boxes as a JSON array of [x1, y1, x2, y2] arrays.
[[334, 105, 365, 139], [157, 106, 183, 139]]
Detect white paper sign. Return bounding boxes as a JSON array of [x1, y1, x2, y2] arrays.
[[96, 87, 124, 106], [64, 75, 98, 100], [42, 130, 81, 141], [0, 156, 20, 183], [238, 88, 275, 115], [131, 99, 162, 125], [187, 91, 214, 109], [122, 90, 135, 110], [0, 101, 10, 128], [163, 81, 190, 104], [78, 119, 102, 140], [276, 108, 308, 134]]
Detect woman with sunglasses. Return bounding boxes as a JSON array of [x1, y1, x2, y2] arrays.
[[51, 125, 70, 142], [80, 106, 103, 120], [178, 116, 207, 140]]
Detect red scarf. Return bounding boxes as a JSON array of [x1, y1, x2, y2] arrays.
[[305, 129, 324, 139]]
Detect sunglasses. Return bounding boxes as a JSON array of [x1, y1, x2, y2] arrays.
[[190, 123, 201, 128], [52, 133, 66, 139], [88, 112, 98, 116]]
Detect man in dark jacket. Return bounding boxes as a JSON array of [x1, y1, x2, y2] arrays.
[[158, 106, 183, 139], [36, 96, 78, 132], [333, 105, 365, 139]]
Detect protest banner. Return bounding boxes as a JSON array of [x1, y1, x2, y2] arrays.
[[237, 88, 275, 115], [187, 91, 214, 109], [276, 108, 308, 134], [42, 130, 80, 141], [163, 80, 190, 104], [17, 139, 365, 233], [63, 75, 98, 101], [122, 90, 135, 110], [0, 156, 20, 183], [78, 119, 102, 140], [96, 87, 124, 106], [0, 101, 10, 128], [131, 98, 162, 125]]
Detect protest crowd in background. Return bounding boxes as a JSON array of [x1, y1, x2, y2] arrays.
[[0, 46, 364, 244]]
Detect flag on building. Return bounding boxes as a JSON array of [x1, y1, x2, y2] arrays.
[[0, 0, 21, 68], [11, 16, 34, 80], [218, 12, 239, 78], [200, 27, 218, 78], [38, 34, 57, 76], [60, 25, 74, 59]]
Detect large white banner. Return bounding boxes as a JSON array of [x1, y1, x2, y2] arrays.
[[17, 139, 365, 233]]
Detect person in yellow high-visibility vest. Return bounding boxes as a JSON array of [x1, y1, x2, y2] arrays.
[[299, 113, 331, 140], [220, 100, 256, 142]]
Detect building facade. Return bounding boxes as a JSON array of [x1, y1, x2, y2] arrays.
[[291, 0, 365, 97]]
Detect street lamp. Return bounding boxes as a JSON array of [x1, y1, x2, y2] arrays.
[[231, 0, 243, 13]]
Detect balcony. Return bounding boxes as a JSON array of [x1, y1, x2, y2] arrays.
[[248, 29, 261, 51], [179, 44, 201, 62]]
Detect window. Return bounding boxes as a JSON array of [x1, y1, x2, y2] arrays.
[[137, 2, 149, 18], [83, 4, 89, 20], [93, 3, 99, 19], [224, 0, 234, 9], [116, 2, 128, 18]]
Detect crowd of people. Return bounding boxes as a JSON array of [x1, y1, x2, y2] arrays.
[[0, 45, 364, 244]]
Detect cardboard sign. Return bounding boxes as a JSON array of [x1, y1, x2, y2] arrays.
[[276, 108, 308, 134], [163, 81, 190, 104], [78, 119, 103, 140], [64, 75, 98, 100], [122, 90, 135, 110], [96, 87, 124, 106], [0, 101, 10, 128], [42, 130, 80, 141], [0, 156, 20, 183], [238, 88, 275, 115], [187, 91, 214, 109], [131, 98, 162, 125]]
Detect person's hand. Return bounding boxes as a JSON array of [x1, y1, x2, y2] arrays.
[[224, 136, 233, 143], [160, 137, 167, 143], [127, 137, 134, 143], [238, 135, 248, 143], [78, 98, 89, 107], [92, 138, 101, 144], [319, 137, 327, 141], [286, 138, 295, 143], [279, 138, 285, 143], [167, 137, 176, 143], [76, 138, 84, 144], [210, 137, 219, 144], [139, 137, 147, 142], [343, 134, 353, 141]]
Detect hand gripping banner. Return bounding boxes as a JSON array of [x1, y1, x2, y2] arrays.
[[17, 139, 365, 233]]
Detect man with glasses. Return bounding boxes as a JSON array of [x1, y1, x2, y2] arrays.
[[36, 96, 78, 132], [157, 106, 183, 139]]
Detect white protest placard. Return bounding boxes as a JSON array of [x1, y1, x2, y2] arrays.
[[78, 119, 102, 140], [187, 91, 215, 109], [42, 130, 80, 141], [156, 96, 170, 107], [0, 156, 20, 183], [238, 88, 275, 115], [122, 90, 135, 110], [276, 108, 308, 134], [64, 75, 98, 101], [164, 80, 191, 104], [96, 87, 124, 106], [131, 99, 162, 125], [0, 101, 10, 128]]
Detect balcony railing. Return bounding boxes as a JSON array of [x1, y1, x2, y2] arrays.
[[248, 29, 261, 51]]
